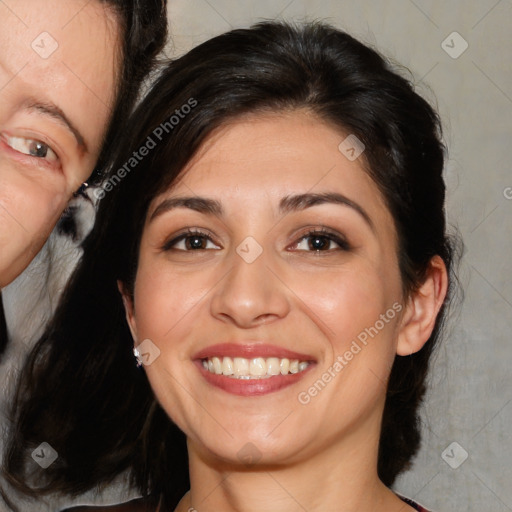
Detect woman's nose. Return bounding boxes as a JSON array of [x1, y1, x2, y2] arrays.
[[210, 244, 291, 329]]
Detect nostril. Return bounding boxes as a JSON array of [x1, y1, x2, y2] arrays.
[[254, 313, 275, 324]]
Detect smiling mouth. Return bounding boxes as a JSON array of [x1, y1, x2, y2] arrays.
[[201, 356, 311, 379]]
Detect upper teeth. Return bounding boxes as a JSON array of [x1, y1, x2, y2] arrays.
[[202, 357, 310, 379]]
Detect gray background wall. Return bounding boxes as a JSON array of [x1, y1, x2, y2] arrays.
[[164, 1, 512, 511]]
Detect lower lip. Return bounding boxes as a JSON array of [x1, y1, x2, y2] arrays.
[[195, 360, 314, 396]]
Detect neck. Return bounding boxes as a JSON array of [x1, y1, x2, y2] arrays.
[[176, 420, 411, 512]]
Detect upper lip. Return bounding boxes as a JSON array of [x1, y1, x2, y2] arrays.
[[193, 343, 315, 361]]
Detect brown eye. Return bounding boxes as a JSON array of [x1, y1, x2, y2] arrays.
[[163, 231, 221, 251], [307, 235, 331, 251], [291, 230, 349, 252], [185, 235, 209, 250]]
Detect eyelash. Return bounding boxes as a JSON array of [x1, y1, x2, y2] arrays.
[[161, 228, 350, 253]]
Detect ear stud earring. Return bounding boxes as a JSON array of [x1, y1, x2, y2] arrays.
[[133, 347, 143, 367]]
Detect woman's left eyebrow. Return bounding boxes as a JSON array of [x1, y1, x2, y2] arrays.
[[150, 196, 223, 222], [279, 192, 375, 232]]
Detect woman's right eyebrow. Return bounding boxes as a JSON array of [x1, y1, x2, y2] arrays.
[[149, 196, 223, 222]]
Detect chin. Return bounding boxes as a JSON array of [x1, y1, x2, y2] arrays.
[[186, 417, 312, 468]]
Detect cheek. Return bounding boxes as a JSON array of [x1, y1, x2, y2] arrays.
[[288, 256, 403, 396], [290, 263, 395, 343], [0, 170, 67, 239], [0, 174, 66, 285], [132, 260, 211, 345], [132, 263, 212, 430], [292, 266, 402, 417]]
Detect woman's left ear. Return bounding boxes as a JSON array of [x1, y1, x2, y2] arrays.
[[117, 280, 138, 343], [396, 255, 448, 356]]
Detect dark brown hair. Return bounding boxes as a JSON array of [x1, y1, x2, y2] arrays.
[[92, 0, 169, 183]]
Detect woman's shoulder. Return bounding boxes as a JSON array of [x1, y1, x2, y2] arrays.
[[62, 498, 155, 512]]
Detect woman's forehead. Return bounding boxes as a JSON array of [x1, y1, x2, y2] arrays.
[[160, 113, 378, 204]]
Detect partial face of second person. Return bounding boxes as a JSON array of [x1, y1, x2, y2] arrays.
[[124, 112, 445, 472], [0, 0, 119, 287]]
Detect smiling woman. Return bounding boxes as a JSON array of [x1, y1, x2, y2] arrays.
[[0, 0, 168, 288], [4, 21, 458, 512]]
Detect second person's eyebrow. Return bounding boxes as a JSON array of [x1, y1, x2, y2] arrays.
[[23, 99, 87, 152]]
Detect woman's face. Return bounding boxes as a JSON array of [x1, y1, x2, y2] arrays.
[[127, 112, 409, 467], [0, 0, 119, 286]]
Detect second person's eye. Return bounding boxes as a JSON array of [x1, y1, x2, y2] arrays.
[[4, 135, 59, 163]]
